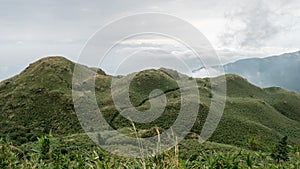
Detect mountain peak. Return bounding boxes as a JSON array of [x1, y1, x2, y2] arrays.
[[37, 56, 70, 62], [18, 56, 74, 76]]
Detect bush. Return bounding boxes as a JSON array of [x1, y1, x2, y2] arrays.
[[37, 134, 52, 160], [271, 136, 290, 163], [247, 136, 259, 151]]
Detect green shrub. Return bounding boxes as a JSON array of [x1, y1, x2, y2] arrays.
[[271, 136, 291, 163], [247, 136, 259, 151], [37, 133, 53, 160]]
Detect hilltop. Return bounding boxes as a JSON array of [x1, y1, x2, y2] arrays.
[[0, 56, 299, 152]]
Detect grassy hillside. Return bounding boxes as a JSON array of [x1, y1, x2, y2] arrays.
[[0, 57, 81, 144], [0, 56, 299, 153]]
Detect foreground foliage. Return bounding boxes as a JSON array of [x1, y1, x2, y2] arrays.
[[0, 135, 299, 169]]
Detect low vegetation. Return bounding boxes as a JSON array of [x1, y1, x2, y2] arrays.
[[0, 134, 299, 168]]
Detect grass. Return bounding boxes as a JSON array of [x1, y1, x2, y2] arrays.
[[0, 56, 300, 167], [1, 134, 299, 168]]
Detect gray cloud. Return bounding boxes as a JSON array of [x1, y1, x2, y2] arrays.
[[221, 0, 281, 47], [98, 35, 204, 76], [0, 0, 299, 80]]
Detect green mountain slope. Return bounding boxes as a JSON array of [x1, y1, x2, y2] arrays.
[[0, 57, 82, 143], [0, 56, 299, 151]]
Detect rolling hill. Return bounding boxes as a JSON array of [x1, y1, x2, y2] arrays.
[[0, 56, 299, 152]]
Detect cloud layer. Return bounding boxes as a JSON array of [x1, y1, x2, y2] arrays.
[[0, 0, 299, 80]]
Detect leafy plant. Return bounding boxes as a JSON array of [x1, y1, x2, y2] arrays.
[[271, 136, 290, 163], [37, 133, 53, 160], [247, 136, 259, 151]]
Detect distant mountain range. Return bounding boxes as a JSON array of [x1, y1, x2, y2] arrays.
[[194, 51, 300, 93], [0, 56, 299, 150]]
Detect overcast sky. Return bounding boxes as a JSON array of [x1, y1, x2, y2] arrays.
[[0, 0, 299, 80]]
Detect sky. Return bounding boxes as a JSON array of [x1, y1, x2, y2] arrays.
[[0, 0, 300, 80]]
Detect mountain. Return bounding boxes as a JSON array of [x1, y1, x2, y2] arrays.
[[193, 51, 300, 93], [0, 57, 82, 144], [224, 51, 300, 93], [0, 56, 299, 151]]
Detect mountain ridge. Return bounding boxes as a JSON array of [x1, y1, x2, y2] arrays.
[[0, 56, 299, 151], [193, 51, 300, 93]]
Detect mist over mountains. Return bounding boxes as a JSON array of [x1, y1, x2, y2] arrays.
[[224, 51, 300, 93], [194, 51, 300, 93]]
